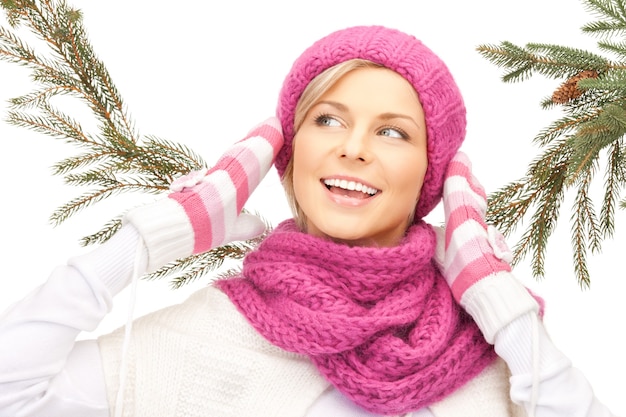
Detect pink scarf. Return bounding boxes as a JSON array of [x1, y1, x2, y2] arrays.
[[217, 219, 497, 415]]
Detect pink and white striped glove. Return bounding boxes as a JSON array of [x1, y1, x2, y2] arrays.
[[435, 151, 539, 343], [125, 117, 283, 273]]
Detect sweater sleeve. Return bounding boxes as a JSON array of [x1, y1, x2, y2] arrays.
[[495, 312, 618, 417], [0, 225, 145, 417]]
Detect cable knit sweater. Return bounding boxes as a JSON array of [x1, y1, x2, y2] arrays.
[[97, 285, 523, 417], [98, 286, 328, 416]]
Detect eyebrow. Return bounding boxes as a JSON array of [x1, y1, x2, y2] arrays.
[[379, 112, 422, 129], [315, 100, 347, 112], [314, 100, 422, 130]]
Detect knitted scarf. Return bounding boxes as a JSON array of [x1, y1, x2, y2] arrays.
[[217, 219, 497, 415]]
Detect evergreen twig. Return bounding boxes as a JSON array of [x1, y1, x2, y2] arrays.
[[478, 0, 626, 287], [0, 0, 265, 287]]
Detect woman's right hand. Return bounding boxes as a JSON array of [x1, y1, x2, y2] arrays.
[[124, 117, 283, 273]]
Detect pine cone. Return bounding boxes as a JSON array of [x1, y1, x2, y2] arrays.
[[552, 70, 599, 104]]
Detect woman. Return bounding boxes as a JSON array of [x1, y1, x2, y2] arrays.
[[0, 25, 617, 417]]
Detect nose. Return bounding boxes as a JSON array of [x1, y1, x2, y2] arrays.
[[338, 128, 371, 162]]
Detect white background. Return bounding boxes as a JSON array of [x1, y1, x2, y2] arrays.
[[0, 1, 624, 414]]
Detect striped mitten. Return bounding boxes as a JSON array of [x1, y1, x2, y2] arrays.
[[435, 151, 539, 343], [125, 117, 283, 273]]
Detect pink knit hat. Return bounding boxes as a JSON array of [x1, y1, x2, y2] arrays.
[[275, 25, 466, 219]]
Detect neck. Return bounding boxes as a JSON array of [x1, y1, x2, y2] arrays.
[[303, 218, 412, 248]]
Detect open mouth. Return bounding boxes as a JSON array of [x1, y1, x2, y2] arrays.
[[323, 178, 380, 199]]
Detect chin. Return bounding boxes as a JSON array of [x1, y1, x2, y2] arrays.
[[318, 226, 388, 247], [307, 221, 361, 244]]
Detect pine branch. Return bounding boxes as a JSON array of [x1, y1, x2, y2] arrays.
[[597, 40, 626, 60], [476, 42, 615, 84], [570, 170, 601, 288], [514, 161, 568, 278], [0, 0, 206, 229], [566, 103, 626, 185], [475, 41, 539, 82], [533, 110, 600, 146], [78, 217, 122, 246], [582, 0, 626, 36], [526, 43, 611, 77], [479, 0, 626, 287], [0, 1, 261, 287]]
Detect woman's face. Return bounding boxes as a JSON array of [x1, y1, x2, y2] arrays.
[[292, 67, 428, 247]]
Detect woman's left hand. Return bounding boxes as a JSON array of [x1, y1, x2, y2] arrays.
[[434, 151, 513, 301], [434, 151, 539, 343]]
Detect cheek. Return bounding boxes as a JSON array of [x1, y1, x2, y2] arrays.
[[292, 160, 306, 197], [292, 140, 307, 182], [292, 131, 326, 181], [394, 154, 428, 202], [291, 137, 316, 198], [414, 161, 428, 197]]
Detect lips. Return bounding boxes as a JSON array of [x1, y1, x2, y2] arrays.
[[323, 178, 380, 199]]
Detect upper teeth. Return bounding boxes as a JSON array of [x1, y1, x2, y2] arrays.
[[324, 179, 378, 195]]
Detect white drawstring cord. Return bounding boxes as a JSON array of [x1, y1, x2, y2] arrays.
[[528, 312, 540, 417], [112, 238, 143, 417]]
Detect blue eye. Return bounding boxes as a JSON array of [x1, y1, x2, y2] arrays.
[[379, 127, 407, 139], [315, 114, 341, 127]]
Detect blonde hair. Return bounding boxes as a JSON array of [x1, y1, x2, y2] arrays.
[[281, 59, 383, 231]]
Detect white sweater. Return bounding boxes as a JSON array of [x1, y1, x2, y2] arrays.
[[0, 225, 617, 417]]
